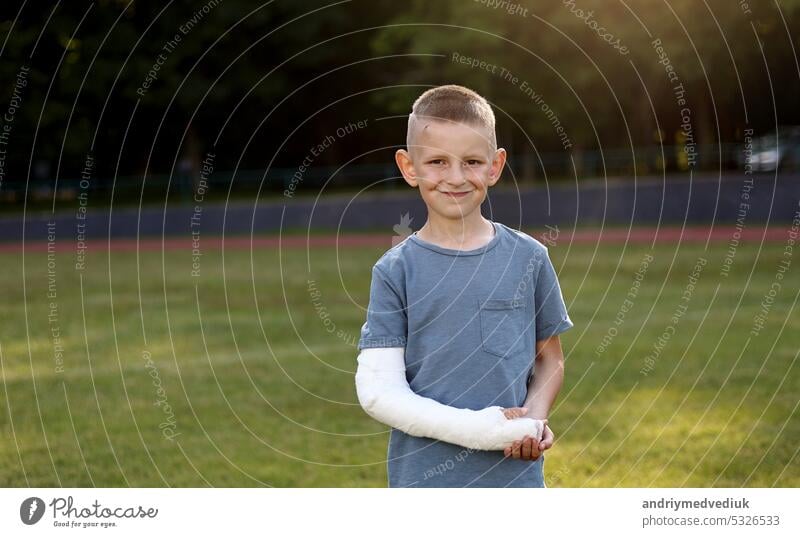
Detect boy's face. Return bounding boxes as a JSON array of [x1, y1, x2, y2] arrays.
[[395, 119, 506, 222]]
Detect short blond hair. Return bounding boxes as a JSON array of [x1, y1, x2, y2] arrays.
[[406, 84, 497, 155]]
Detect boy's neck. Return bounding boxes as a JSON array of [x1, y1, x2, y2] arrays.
[[416, 213, 495, 250]]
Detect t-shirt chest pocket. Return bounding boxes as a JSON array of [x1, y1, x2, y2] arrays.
[[478, 298, 527, 358]]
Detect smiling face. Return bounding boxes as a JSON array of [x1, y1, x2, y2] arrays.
[[395, 119, 507, 222]]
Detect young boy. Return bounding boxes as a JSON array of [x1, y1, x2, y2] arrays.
[[355, 84, 574, 487]]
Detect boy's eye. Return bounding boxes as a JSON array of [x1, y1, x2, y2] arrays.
[[429, 159, 445, 165], [466, 160, 481, 165]]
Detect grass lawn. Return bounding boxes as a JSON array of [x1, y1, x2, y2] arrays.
[[0, 237, 797, 487]]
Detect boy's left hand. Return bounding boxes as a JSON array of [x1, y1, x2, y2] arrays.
[[504, 424, 554, 461]]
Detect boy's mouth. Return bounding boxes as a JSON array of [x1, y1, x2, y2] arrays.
[[441, 190, 473, 199]]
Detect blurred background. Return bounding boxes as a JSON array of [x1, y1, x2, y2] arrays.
[[0, 0, 798, 487]]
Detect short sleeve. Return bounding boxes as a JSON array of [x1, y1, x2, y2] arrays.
[[534, 247, 574, 341], [357, 265, 408, 350]]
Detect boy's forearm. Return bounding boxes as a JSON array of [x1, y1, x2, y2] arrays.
[[356, 347, 546, 450], [523, 337, 565, 419]]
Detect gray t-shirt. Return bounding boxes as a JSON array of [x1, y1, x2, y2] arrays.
[[357, 220, 574, 487]]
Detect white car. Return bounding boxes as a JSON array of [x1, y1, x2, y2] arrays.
[[743, 127, 800, 172]]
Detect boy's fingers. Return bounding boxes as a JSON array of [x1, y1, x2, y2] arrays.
[[521, 437, 532, 459], [539, 425, 555, 450], [531, 440, 543, 460], [511, 441, 521, 459], [503, 407, 527, 419]]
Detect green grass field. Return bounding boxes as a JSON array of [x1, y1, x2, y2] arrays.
[[1, 238, 798, 487]]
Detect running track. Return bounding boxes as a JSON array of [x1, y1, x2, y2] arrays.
[[0, 225, 793, 253]]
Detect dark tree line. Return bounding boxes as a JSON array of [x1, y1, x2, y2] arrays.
[[1, 0, 798, 201]]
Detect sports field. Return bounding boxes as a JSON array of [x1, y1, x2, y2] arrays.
[[0, 231, 797, 487]]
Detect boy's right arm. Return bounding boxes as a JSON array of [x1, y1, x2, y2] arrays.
[[355, 346, 546, 451]]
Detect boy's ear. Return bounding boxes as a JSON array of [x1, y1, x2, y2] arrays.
[[487, 147, 507, 187], [395, 149, 420, 188]]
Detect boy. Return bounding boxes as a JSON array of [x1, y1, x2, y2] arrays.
[[355, 85, 574, 487]]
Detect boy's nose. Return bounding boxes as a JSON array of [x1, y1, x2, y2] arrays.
[[446, 165, 468, 185]]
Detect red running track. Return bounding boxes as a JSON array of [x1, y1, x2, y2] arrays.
[[0, 225, 793, 253]]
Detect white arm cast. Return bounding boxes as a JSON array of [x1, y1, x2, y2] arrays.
[[355, 347, 545, 451]]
